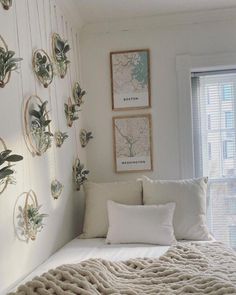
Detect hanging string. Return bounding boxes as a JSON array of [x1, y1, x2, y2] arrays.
[[71, 27, 79, 82], [48, 2, 60, 131], [27, 0, 37, 95], [40, 0, 57, 180], [15, 0, 33, 189], [65, 21, 79, 152]]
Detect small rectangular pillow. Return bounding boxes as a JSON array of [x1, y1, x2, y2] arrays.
[[106, 201, 176, 245], [142, 176, 211, 240], [80, 180, 142, 238]]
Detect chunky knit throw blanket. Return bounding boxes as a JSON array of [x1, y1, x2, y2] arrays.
[[9, 242, 236, 295]]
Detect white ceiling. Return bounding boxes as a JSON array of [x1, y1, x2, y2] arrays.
[[73, 0, 236, 24]]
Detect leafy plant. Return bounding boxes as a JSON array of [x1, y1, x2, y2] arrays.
[[54, 131, 68, 148], [33, 50, 53, 88], [0, 0, 12, 10], [53, 34, 70, 78], [30, 100, 53, 155], [0, 149, 23, 187], [0, 47, 22, 88], [64, 102, 79, 127], [73, 82, 86, 107], [18, 204, 48, 241], [73, 158, 89, 191], [80, 129, 93, 148]]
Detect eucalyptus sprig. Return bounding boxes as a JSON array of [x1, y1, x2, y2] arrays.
[[64, 102, 79, 127], [0, 149, 23, 186], [73, 82, 86, 107], [73, 158, 89, 191], [34, 50, 53, 88], [53, 34, 70, 78], [30, 101, 53, 154], [0, 47, 22, 88]]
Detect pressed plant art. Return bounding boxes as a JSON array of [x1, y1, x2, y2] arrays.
[[80, 129, 93, 148], [33, 49, 54, 88], [73, 82, 86, 107], [54, 131, 68, 148], [0, 138, 23, 195], [24, 96, 53, 156], [0, 0, 12, 10], [73, 158, 89, 191], [17, 190, 48, 241], [52, 33, 70, 79], [0, 34, 22, 88], [51, 179, 63, 199], [64, 97, 79, 127]]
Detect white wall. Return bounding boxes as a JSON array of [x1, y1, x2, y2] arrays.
[[80, 9, 236, 182], [0, 0, 85, 293]]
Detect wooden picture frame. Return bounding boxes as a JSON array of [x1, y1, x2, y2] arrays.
[[113, 114, 153, 173], [110, 49, 151, 111]]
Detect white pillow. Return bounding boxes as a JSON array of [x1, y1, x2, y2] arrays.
[[106, 201, 176, 245], [80, 180, 142, 238], [142, 176, 211, 240]]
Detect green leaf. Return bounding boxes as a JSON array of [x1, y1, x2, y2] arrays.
[[29, 109, 41, 119], [5, 154, 23, 162], [0, 169, 14, 180]]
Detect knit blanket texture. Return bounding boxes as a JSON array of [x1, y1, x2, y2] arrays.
[[9, 242, 236, 295]]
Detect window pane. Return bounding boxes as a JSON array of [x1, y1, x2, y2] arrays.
[[192, 73, 236, 249]]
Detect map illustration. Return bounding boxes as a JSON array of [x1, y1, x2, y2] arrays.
[[114, 115, 152, 172], [111, 50, 150, 109]]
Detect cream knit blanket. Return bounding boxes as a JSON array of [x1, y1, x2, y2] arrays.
[[9, 242, 236, 295]]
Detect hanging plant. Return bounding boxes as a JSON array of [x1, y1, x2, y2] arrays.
[[24, 96, 53, 156], [80, 129, 93, 148], [33, 49, 54, 88], [64, 97, 79, 127], [54, 131, 68, 148], [73, 158, 89, 191], [0, 0, 12, 10], [73, 82, 86, 107], [51, 179, 63, 200], [0, 35, 22, 88], [0, 138, 23, 195], [52, 33, 70, 79], [17, 190, 48, 241]]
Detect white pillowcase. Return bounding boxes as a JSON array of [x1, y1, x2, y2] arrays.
[[142, 176, 211, 240], [106, 201, 176, 245], [80, 180, 142, 238]]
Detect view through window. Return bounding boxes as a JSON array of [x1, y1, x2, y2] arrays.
[[192, 71, 236, 249]]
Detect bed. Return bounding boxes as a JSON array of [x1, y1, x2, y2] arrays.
[[8, 178, 236, 294], [8, 237, 236, 295]]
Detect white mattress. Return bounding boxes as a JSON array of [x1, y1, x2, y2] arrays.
[[9, 237, 213, 293]]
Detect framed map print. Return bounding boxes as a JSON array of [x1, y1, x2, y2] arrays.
[[110, 49, 151, 110], [113, 114, 153, 172]]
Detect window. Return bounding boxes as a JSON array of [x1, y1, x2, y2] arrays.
[[192, 72, 236, 249], [225, 111, 234, 129], [208, 114, 211, 130], [222, 84, 233, 101], [208, 142, 212, 160], [223, 140, 234, 159]]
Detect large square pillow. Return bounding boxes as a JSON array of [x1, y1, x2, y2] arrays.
[[80, 180, 142, 238], [106, 201, 176, 245], [142, 176, 211, 240]]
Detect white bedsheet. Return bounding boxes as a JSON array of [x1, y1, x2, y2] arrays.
[[8, 238, 213, 293]]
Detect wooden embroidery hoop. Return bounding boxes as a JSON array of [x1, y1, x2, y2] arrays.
[[0, 35, 11, 88], [24, 95, 52, 156], [23, 190, 38, 241], [52, 33, 68, 79], [32, 49, 54, 88]]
